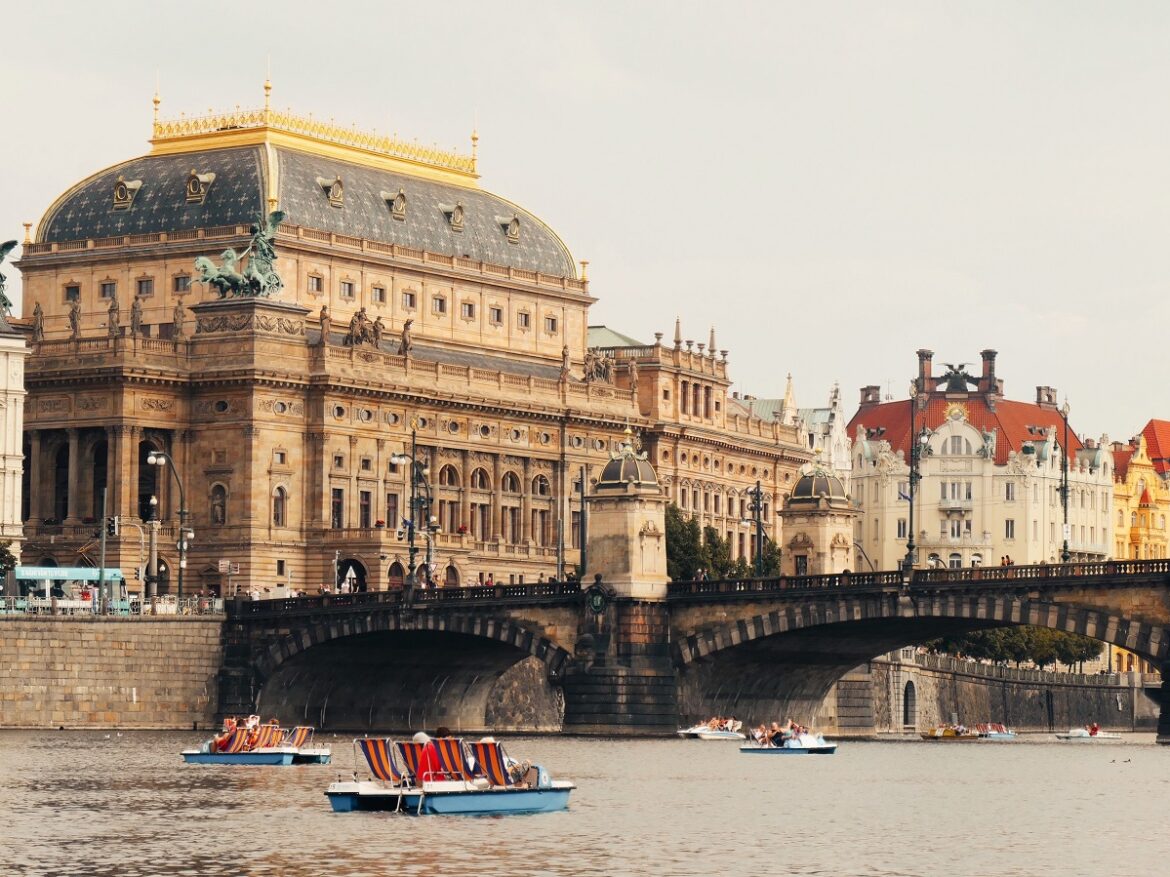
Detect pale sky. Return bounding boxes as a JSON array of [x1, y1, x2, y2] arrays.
[[3, 2, 1167, 440]]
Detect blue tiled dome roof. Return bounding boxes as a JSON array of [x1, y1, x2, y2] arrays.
[[38, 145, 577, 277]]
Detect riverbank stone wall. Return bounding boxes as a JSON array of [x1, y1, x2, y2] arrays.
[[0, 617, 223, 729]]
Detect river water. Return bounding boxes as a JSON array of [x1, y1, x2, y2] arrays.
[[1, 729, 1167, 877]]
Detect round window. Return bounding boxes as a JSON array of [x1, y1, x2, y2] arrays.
[[416, 416, 428, 428], [448, 421, 460, 434], [572, 436, 584, 449], [213, 400, 229, 414], [273, 401, 288, 414], [540, 432, 551, 445], [593, 439, 605, 450], [358, 409, 373, 423], [386, 412, 400, 425], [333, 405, 345, 419], [510, 428, 522, 441]]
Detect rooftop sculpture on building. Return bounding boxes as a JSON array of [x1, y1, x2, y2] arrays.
[[0, 240, 17, 316], [194, 210, 286, 298]]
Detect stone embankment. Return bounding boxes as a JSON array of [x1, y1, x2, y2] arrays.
[[0, 616, 222, 729]]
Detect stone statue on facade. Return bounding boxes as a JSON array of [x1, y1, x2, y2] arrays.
[[400, 319, 413, 358], [31, 301, 44, 343], [583, 347, 613, 384], [173, 300, 186, 339], [194, 209, 286, 297], [0, 240, 16, 316], [346, 307, 374, 346], [979, 426, 996, 459], [130, 294, 143, 337], [940, 362, 977, 393], [318, 306, 331, 346], [560, 344, 571, 381], [107, 296, 120, 338], [372, 315, 385, 348], [627, 357, 639, 392], [68, 299, 82, 339]]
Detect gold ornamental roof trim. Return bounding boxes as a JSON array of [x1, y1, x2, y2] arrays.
[[149, 100, 480, 188]]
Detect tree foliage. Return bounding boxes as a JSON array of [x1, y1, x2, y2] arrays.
[[924, 626, 1102, 670], [664, 505, 782, 580], [0, 540, 16, 577]]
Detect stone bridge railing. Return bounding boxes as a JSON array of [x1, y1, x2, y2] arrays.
[[226, 580, 583, 620]]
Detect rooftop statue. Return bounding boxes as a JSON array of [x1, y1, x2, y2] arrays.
[[195, 210, 286, 297], [0, 240, 17, 316], [939, 362, 978, 393]]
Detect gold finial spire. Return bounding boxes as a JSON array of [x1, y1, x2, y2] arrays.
[[264, 56, 272, 115], [22, 222, 32, 244], [579, 259, 589, 282], [152, 73, 161, 125], [470, 127, 479, 173]]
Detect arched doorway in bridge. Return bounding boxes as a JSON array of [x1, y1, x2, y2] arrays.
[[445, 564, 459, 587], [338, 559, 367, 592], [902, 681, 917, 729], [387, 562, 404, 590]]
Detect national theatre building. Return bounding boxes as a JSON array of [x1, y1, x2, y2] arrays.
[[14, 87, 812, 596]]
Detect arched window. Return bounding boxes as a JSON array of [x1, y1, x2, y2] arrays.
[[502, 472, 520, 493], [387, 562, 405, 590], [471, 468, 490, 490], [210, 484, 227, 526], [948, 552, 962, 569], [1131, 512, 1137, 527], [903, 681, 917, 728], [445, 564, 460, 586], [533, 474, 551, 496], [439, 465, 459, 487], [272, 487, 287, 527]]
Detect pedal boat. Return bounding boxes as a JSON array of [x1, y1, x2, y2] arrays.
[[326, 737, 574, 815], [182, 725, 331, 765], [975, 723, 1017, 741], [678, 719, 745, 740], [920, 725, 980, 741], [1056, 727, 1122, 741], [740, 732, 837, 755]]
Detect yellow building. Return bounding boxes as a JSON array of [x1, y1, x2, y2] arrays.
[[12, 87, 811, 596]]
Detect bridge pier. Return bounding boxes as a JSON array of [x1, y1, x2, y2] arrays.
[[1158, 662, 1170, 745], [561, 598, 679, 735]]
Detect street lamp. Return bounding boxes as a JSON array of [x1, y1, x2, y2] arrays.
[[146, 495, 159, 603], [903, 381, 932, 581], [745, 479, 766, 575], [1059, 399, 1071, 563], [147, 451, 192, 599], [390, 418, 434, 600]]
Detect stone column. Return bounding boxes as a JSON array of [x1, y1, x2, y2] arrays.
[[65, 428, 81, 522], [459, 450, 471, 534], [26, 430, 41, 523], [521, 458, 532, 542], [349, 436, 359, 526], [491, 454, 502, 541], [376, 438, 386, 524]]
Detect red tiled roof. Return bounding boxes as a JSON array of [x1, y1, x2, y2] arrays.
[[1141, 419, 1170, 476], [847, 396, 1083, 466], [1113, 446, 1135, 482], [1139, 487, 1154, 507]]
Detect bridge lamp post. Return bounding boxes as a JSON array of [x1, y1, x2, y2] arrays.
[[903, 382, 931, 582], [148, 451, 191, 600], [390, 419, 432, 601], [1059, 399, 1071, 564], [146, 495, 160, 606], [744, 479, 766, 575]]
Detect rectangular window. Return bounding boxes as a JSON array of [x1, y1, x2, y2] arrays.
[[333, 454, 344, 469], [897, 518, 908, 539], [1005, 519, 1016, 540], [714, 495, 721, 515], [432, 296, 447, 315], [372, 286, 386, 304], [544, 316, 558, 333], [100, 281, 117, 299], [386, 493, 399, 529], [331, 488, 345, 529], [65, 284, 81, 302], [173, 275, 191, 293], [308, 275, 323, 293], [950, 520, 962, 538], [360, 457, 372, 472], [517, 312, 531, 329], [276, 559, 286, 576], [136, 278, 154, 297], [340, 281, 355, 299], [359, 490, 372, 528], [489, 306, 503, 325], [274, 451, 287, 465], [388, 460, 400, 474], [402, 290, 416, 309], [461, 302, 475, 319], [1005, 482, 1015, 502], [1033, 520, 1039, 540]]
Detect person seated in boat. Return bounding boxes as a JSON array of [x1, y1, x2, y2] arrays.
[[751, 724, 768, 745], [210, 728, 232, 753], [767, 722, 785, 746], [1088, 722, 1100, 736], [413, 731, 444, 782]]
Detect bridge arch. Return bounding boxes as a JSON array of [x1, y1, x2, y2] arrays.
[[245, 609, 574, 733]]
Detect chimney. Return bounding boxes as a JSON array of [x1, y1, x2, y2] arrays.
[[916, 349, 934, 393], [1035, 386, 1058, 408], [980, 349, 997, 389], [860, 385, 881, 406]]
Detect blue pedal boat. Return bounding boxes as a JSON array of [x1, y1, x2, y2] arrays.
[[325, 737, 574, 815], [182, 724, 331, 765]]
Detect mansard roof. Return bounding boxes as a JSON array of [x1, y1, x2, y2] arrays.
[[1141, 420, 1170, 476]]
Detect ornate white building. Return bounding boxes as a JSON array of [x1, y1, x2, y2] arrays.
[[847, 350, 1113, 571], [0, 315, 28, 553]]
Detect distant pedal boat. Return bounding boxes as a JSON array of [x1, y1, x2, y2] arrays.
[[1056, 727, 1122, 741], [182, 725, 331, 765], [326, 737, 575, 815], [740, 732, 837, 755]]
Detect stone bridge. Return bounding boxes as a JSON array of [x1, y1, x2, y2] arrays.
[[219, 560, 1170, 739]]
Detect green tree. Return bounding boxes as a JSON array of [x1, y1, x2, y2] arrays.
[[701, 526, 734, 579], [0, 540, 16, 578], [665, 504, 703, 581]]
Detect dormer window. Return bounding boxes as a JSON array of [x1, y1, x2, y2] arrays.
[[498, 215, 521, 244], [112, 176, 142, 211], [440, 202, 465, 232], [317, 176, 344, 207], [185, 169, 216, 204], [382, 188, 408, 221]]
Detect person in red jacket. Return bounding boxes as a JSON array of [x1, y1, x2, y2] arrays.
[[413, 732, 443, 783]]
